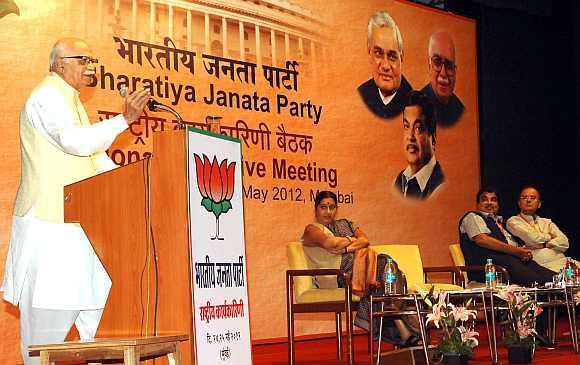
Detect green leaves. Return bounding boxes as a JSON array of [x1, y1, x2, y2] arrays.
[[201, 197, 213, 212], [201, 197, 233, 219], [222, 200, 232, 213], [419, 285, 436, 307]]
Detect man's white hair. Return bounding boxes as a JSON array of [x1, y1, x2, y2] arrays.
[[428, 31, 456, 59], [367, 11, 404, 54], [48, 41, 65, 71], [48, 38, 87, 71]]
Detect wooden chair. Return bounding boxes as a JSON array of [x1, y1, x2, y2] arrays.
[[286, 242, 462, 365], [367, 245, 462, 365], [371, 244, 463, 293], [28, 334, 188, 365], [448, 243, 511, 287], [286, 241, 359, 365]]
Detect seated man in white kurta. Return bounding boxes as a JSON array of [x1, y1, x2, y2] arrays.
[[507, 186, 573, 272], [1, 38, 150, 365]]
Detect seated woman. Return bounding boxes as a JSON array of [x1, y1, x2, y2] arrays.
[[301, 190, 419, 347]]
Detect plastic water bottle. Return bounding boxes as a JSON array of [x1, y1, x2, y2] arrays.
[[485, 258, 496, 289], [564, 257, 575, 286], [384, 258, 397, 294]]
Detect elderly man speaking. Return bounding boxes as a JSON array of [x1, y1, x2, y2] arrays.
[[1, 38, 150, 365]]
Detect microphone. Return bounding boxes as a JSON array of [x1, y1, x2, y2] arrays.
[[119, 86, 160, 111]]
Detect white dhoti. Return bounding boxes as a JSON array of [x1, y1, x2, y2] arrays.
[[2, 209, 111, 365]]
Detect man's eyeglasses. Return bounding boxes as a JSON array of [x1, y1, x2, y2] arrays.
[[61, 56, 99, 66], [430, 55, 456, 74], [520, 195, 538, 201]]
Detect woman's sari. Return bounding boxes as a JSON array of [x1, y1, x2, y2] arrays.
[[305, 219, 415, 345]]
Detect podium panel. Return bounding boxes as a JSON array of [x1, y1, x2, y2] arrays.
[[64, 159, 149, 335], [64, 128, 253, 365], [64, 129, 194, 365]]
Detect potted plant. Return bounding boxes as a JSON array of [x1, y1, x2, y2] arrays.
[[496, 285, 543, 364], [418, 288, 479, 365]]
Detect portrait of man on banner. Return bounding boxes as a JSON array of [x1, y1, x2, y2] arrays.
[[358, 10, 412, 120], [394, 91, 444, 200], [420, 31, 465, 127]]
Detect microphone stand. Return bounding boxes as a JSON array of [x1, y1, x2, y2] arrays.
[[148, 101, 197, 129]]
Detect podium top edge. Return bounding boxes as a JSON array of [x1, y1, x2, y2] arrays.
[[187, 126, 242, 144]]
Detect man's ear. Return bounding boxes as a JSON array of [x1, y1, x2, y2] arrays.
[[538, 201, 542, 209], [51, 59, 61, 73]]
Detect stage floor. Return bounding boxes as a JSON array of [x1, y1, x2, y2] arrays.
[[252, 321, 580, 365]]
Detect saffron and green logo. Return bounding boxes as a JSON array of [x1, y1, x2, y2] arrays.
[[193, 154, 236, 240]]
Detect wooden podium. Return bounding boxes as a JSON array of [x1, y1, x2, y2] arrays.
[[64, 129, 195, 365]]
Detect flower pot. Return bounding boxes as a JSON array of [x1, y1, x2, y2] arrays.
[[507, 345, 532, 364], [443, 353, 469, 365]]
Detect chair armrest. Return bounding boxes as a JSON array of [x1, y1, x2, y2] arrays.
[[286, 268, 343, 277], [423, 266, 462, 285], [285, 269, 353, 308]]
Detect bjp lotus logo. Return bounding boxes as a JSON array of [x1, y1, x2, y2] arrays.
[[194, 154, 236, 240]]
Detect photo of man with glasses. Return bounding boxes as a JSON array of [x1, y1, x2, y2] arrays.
[[507, 186, 574, 272], [420, 31, 464, 127], [357, 11, 412, 120]]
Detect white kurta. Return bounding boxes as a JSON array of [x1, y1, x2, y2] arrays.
[[506, 213, 571, 272], [1, 73, 128, 310]]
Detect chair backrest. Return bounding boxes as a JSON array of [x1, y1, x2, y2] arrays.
[[449, 244, 469, 284], [371, 244, 424, 290], [287, 242, 315, 300]]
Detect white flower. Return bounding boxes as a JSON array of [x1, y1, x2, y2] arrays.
[[496, 285, 517, 302], [452, 306, 477, 322], [437, 290, 448, 306], [459, 325, 479, 346], [426, 303, 444, 328]]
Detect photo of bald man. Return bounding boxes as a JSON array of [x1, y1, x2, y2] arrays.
[[420, 31, 465, 127]]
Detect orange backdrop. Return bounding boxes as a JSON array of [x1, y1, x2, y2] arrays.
[[0, 0, 478, 363]]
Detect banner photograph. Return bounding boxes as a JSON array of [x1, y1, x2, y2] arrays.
[[0, 0, 478, 363]]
